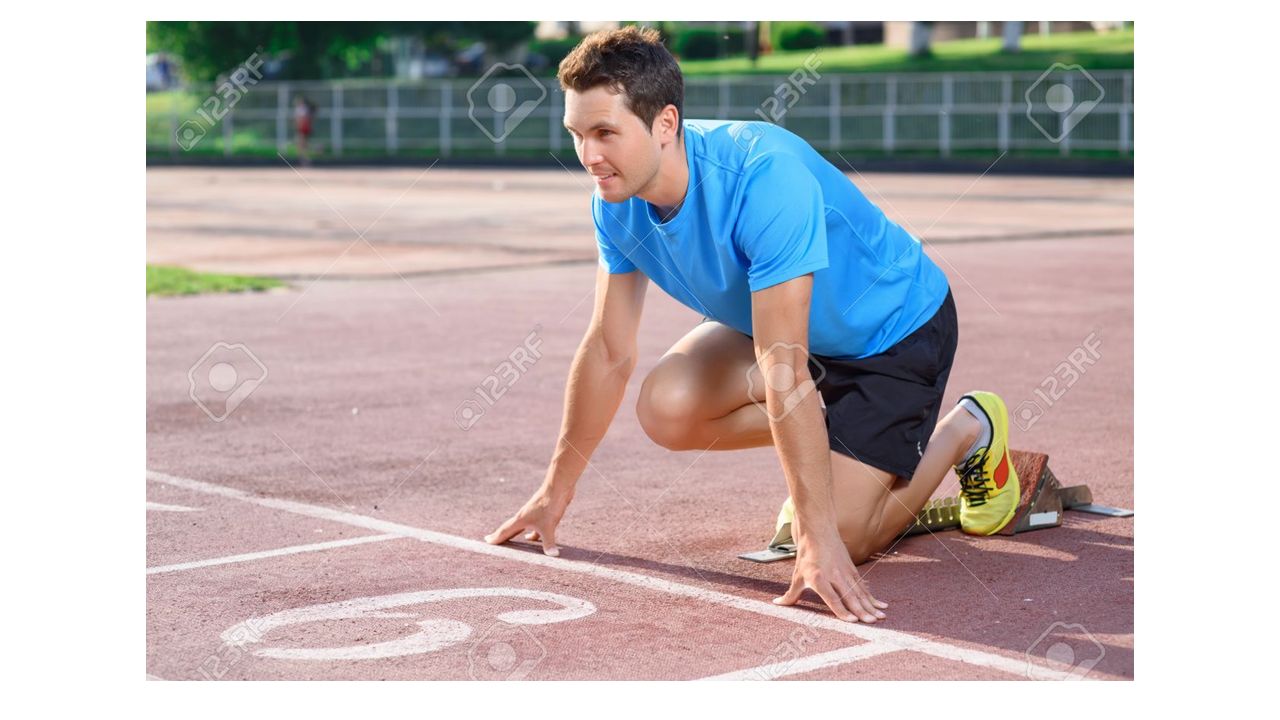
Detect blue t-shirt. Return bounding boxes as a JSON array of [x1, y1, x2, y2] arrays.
[[592, 119, 949, 360]]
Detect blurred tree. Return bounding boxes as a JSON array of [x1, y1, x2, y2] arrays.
[[772, 21, 824, 51], [147, 21, 535, 81]]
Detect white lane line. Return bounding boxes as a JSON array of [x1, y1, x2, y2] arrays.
[[146, 534, 402, 575], [145, 469, 1077, 680], [701, 642, 902, 680], [147, 502, 200, 512]]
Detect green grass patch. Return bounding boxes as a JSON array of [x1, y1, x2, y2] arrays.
[[147, 265, 285, 297], [679, 28, 1133, 75]]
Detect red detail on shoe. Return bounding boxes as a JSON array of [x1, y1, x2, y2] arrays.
[[994, 452, 1009, 490]]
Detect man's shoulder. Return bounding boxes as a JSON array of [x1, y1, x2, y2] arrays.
[[688, 118, 810, 158], [695, 120, 826, 186]]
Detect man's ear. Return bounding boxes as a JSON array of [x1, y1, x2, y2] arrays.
[[656, 104, 680, 143]]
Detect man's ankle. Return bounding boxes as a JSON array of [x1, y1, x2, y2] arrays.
[[954, 398, 992, 464]]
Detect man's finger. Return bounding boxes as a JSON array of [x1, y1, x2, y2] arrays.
[[539, 525, 559, 557], [843, 576, 885, 621], [853, 575, 888, 616], [813, 581, 858, 622], [484, 515, 526, 545], [862, 589, 888, 616], [772, 576, 805, 606], [849, 588, 883, 622]]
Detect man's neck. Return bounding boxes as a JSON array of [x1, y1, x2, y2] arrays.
[[641, 136, 688, 222]]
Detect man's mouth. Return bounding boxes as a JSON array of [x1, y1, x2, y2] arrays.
[[592, 172, 617, 184]]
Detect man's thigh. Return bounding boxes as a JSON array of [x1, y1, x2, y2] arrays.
[[644, 321, 906, 553], [639, 320, 765, 420]]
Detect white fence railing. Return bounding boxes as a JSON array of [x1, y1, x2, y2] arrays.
[[148, 69, 1133, 159]]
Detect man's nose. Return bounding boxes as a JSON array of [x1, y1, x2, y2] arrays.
[[579, 140, 604, 167]]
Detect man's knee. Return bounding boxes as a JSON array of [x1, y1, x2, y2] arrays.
[[636, 365, 704, 450]]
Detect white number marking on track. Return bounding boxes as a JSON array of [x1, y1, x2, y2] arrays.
[[219, 587, 595, 661]]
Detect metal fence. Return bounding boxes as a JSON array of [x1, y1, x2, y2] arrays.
[[147, 68, 1133, 159]]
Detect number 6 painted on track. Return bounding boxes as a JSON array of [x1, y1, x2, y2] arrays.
[[219, 587, 596, 661]]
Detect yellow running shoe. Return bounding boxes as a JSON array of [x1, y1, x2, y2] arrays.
[[955, 391, 1020, 535]]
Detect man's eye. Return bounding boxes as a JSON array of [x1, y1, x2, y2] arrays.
[[599, 130, 613, 137]]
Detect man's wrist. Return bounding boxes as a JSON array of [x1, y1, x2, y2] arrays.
[[539, 472, 576, 501], [791, 507, 840, 545]]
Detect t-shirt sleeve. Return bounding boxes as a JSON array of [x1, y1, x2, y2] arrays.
[[592, 193, 638, 274], [733, 153, 829, 292]]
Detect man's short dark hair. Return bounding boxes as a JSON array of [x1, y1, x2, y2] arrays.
[[557, 25, 684, 137]]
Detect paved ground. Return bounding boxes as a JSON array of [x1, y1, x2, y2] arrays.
[[146, 167, 1133, 680], [146, 167, 1132, 277]]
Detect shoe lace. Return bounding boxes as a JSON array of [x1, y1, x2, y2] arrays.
[[956, 446, 991, 507]]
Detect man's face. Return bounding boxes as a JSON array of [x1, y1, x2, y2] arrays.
[[563, 86, 663, 203]]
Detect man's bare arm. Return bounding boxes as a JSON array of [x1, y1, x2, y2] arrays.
[[751, 274, 886, 622], [545, 264, 649, 493], [486, 264, 648, 554]]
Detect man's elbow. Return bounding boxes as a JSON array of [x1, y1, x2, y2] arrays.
[[756, 345, 815, 386], [604, 347, 638, 377], [585, 332, 637, 377]]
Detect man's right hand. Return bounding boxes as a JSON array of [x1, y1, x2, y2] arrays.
[[774, 530, 888, 623], [484, 486, 572, 557]]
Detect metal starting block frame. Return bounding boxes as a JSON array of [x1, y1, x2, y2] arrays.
[[739, 450, 1133, 563]]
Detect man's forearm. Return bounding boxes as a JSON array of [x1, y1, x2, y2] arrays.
[[766, 375, 839, 542], [543, 335, 635, 495]]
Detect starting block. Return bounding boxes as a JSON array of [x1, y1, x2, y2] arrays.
[[900, 450, 1133, 537], [738, 450, 1133, 563]]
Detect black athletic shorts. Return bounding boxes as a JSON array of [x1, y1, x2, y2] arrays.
[[810, 288, 958, 478], [706, 288, 958, 479]]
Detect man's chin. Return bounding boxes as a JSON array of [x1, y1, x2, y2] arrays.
[[599, 186, 632, 203]]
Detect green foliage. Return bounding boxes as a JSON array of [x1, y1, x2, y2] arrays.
[[772, 22, 825, 52], [146, 21, 536, 82], [673, 27, 746, 60], [528, 36, 582, 71], [619, 21, 683, 51]]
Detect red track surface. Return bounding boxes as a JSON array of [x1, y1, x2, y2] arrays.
[[147, 168, 1133, 680]]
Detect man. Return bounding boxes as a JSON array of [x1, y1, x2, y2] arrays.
[[485, 26, 1020, 624], [293, 95, 315, 166]]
